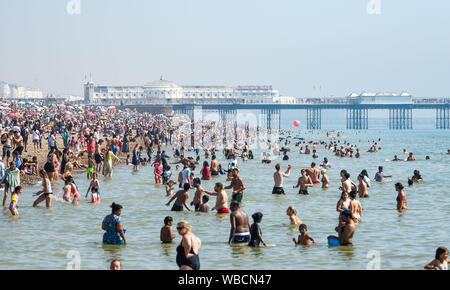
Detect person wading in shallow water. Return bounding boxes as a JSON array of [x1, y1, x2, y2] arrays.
[[228, 201, 251, 244], [176, 220, 201, 270], [272, 163, 291, 194]]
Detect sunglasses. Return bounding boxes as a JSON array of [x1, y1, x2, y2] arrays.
[[176, 226, 184, 230]]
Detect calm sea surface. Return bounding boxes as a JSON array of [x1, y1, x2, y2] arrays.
[[1, 115, 449, 269]]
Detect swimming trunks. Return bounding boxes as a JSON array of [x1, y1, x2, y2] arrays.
[[233, 233, 251, 243], [112, 146, 119, 155], [232, 193, 243, 203], [298, 190, 309, 195], [272, 187, 285, 194], [312, 180, 320, 184], [87, 167, 94, 174], [211, 170, 219, 176], [217, 207, 230, 214], [171, 204, 184, 211]]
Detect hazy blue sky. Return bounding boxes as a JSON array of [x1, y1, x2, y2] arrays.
[[1, 0, 449, 98]]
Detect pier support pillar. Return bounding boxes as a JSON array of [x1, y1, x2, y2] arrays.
[[307, 108, 321, 130], [262, 108, 281, 133], [346, 108, 368, 130], [436, 107, 450, 129], [389, 107, 412, 130]]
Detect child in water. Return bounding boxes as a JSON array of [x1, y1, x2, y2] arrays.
[[198, 195, 210, 213], [90, 187, 101, 204], [9, 186, 22, 216], [424, 247, 448, 270], [287, 206, 302, 225], [248, 212, 268, 247], [160, 216, 176, 243], [293, 224, 317, 246], [166, 180, 176, 196]]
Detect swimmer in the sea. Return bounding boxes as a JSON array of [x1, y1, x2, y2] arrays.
[[272, 164, 291, 194], [327, 210, 355, 246], [357, 174, 369, 198], [165, 180, 176, 196], [204, 182, 229, 214], [306, 162, 321, 185], [336, 191, 351, 213], [395, 183, 407, 212], [349, 190, 363, 224], [293, 224, 317, 246], [424, 247, 448, 270], [160, 216, 176, 243], [198, 195, 210, 213], [191, 178, 205, 211], [321, 168, 329, 189], [411, 170, 423, 183], [293, 169, 314, 195], [407, 152, 416, 161], [166, 183, 192, 212], [287, 206, 302, 225]]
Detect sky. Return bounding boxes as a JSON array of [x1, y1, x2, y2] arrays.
[[1, 0, 450, 98]]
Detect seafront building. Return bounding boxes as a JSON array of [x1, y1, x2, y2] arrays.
[[83, 78, 284, 105], [0, 81, 44, 101]]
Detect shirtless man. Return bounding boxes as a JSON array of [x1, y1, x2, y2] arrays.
[[306, 162, 320, 185], [191, 178, 205, 211], [327, 210, 356, 246], [224, 168, 246, 203], [210, 155, 219, 176], [110, 134, 121, 156], [2, 131, 13, 164], [293, 169, 314, 195], [228, 201, 251, 244], [272, 164, 291, 194], [12, 130, 24, 156], [205, 182, 229, 214], [166, 183, 192, 212], [407, 152, 416, 161]]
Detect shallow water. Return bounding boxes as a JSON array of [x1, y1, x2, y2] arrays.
[[1, 128, 449, 270]]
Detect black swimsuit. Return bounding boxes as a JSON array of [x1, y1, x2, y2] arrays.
[[176, 241, 200, 270]]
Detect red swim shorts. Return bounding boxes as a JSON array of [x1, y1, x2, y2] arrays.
[[217, 208, 230, 214], [312, 180, 320, 184]]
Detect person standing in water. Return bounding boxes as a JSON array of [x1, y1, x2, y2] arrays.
[[395, 183, 407, 212], [166, 183, 192, 212], [204, 182, 229, 214], [327, 210, 355, 246], [224, 168, 246, 203], [191, 178, 205, 212], [374, 166, 392, 182], [272, 164, 291, 194], [293, 169, 314, 195], [248, 212, 268, 247], [102, 202, 127, 245], [321, 168, 329, 189], [176, 220, 201, 270], [228, 201, 251, 244], [32, 169, 53, 209], [306, 162, 321, 185], [357, 174, 369, 198], [349, 190, 363, 224]]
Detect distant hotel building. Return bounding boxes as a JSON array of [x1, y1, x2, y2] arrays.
[[84, 78, 286, 105], [0, 81, 44, 100]]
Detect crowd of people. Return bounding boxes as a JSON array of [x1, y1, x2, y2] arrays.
[[0, 100, 447, 270]]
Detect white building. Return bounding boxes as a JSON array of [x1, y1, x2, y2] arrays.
[[0, 81, 44, 100], [84, 78, 281, 105], [348, 92, 412, 104]]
